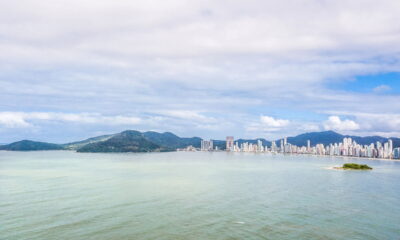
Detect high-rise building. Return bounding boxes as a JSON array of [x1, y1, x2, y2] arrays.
[[226, 136, 234, 151], [307, 140, 311, 152], [257, 139, 263, 152], [271, 141, 277, 152], [235, 141, 240, 152], [201, 139, 213, 151], [394, 148, 400, 159]]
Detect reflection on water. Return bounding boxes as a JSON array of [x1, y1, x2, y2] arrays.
[[1, 151, 400, 240]]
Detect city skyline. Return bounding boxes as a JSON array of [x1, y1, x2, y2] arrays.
[[1, 0, 400, 143], [198, 136, 400, 159]]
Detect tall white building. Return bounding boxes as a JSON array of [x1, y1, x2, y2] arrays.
[[271, 141, 277, 152], [201, 139, 213, 151], [257, 140, 263, 152], [226, 136, 234, 151], [388, 139, 393, 158]]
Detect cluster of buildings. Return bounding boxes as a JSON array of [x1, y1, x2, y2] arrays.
[[198, 136, 400, 160], [286, 137, 397, 159], [224, 136, 267, 152]]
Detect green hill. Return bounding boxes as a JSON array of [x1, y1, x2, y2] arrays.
[[62, 134, 115, 150], [143, 131, 201, 149], [76, 130, 170, 153], [0, 140, 63, 151]]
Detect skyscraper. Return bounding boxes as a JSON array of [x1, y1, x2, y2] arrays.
[[201, 139, 213, 151], [271, 141, 277, 152], [394, 148, 400, 159], [226, 136, 234, 151], [257, 139, 263, 152]]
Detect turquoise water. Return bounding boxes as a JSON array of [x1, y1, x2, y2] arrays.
[[1, 151, 399, 240]]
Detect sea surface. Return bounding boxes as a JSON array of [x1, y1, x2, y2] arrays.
[[1, 151, 399, 240]]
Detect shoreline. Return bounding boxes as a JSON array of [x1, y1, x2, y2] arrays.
[[1, 149, 400, 162], [298, 153, 399, 162], [213, 151, 400, 162]]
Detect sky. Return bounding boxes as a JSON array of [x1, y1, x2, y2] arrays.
[[1, 0, 400, 143]]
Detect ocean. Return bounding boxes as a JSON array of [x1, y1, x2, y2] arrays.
[[1, 151, 399, 240]]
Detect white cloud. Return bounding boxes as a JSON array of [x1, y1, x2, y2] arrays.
[[324, 111, 400, 136], [373, 85, 391, 93], [1, 0, 400, 141], [260, 116, 290, 128], [1, 0, 400, 84], [153, 110, 216, 123], [0, 112, 141, 128], [0, 112, 31, 128], [246, 116, 290, 135], [323, 116, 360, 131]]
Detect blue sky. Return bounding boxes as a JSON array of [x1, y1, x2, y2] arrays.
[[329, 72, 400, 94], [1, 0, 400, 143]]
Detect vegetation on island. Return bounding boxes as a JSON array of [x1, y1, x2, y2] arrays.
[[77, 130, 171, 153], [0, 140, 64, 151], [341, 163, 373, 170], [62, 134, 115, 150], [142, 131, 201, 149], [0, 130, 202, 152]]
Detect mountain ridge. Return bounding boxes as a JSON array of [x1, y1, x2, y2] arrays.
[[77, 130, 169, 153], [0, 130, 399, 151], [0, 140, 64, 151], [282, 130, 400, 148]]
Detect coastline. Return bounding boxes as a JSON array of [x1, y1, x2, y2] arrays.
[[218, 151, 400, 162], [1, 149, 399, 162], [301, 153, 399, 162]]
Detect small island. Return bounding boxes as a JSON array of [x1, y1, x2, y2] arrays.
[[334, 163, 373, 170]]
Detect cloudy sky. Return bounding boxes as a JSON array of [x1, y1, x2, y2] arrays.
[[1, 0, 400, 143]]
